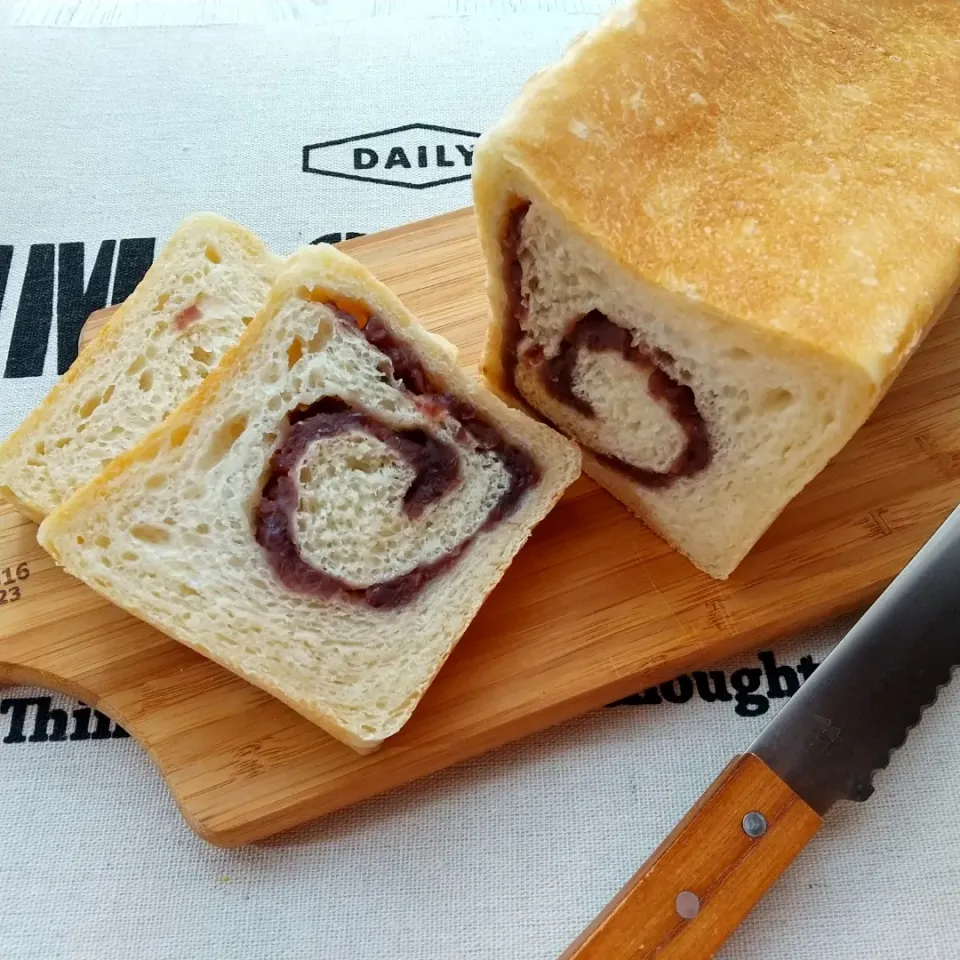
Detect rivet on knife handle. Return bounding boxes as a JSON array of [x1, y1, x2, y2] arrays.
[[558, 753, 821, 960]]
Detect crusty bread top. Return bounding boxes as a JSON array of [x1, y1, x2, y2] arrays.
[[476, 0, 960, 385]]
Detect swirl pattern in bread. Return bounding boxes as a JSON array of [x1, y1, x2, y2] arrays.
[[38, 245, 580, 752]]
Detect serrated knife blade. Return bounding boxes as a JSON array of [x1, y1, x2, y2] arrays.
[[751, 506, 960, 814], [560, 505, 960, 960]]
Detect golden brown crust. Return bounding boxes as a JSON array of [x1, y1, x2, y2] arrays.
[[478, 0, 960, 385]]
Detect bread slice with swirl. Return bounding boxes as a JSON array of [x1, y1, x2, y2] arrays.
[[0, 214, 283, 522], [474, 0, 960, 578], [38, 245, 580, 753]]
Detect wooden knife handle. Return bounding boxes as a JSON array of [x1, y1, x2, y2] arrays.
[[559, 753, 822, 960]]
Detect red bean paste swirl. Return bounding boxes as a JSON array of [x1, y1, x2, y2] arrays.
[[500, 202, 711, 488], [254, 310, 541, 609]]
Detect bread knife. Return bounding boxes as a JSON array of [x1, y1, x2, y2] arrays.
[[560, 504, 960, 959]]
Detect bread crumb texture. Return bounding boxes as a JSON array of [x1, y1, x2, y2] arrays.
[[0, 213, 282, 519], [39, 246, 579, 751]]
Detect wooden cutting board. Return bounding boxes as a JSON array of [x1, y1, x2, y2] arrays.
[[1, 208, 958, 846]]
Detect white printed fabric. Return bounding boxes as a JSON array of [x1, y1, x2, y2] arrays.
[[2, 15, 959, 960]]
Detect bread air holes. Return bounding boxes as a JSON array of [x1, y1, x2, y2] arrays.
[[126, 354, 146, 376], [262, 363, 283, 385], [130, 523, 171, 544], [347, 452, 387, 475], [198, 414, 249, 469], [307, 320, 331, 352], [154, 292, 171, 312], [287, 337, 305, 369], [78, 383, 115, 419], [204, 244, 221, 264], [191, 345, 215, 366], [94, 534, 111, 549], [285, 321, 331, 370], [297, 285, 325, 303], [759, 388, 795, 413], [138, 370, 154, 392], [77, 396, 99, 418], [169, 423, 192, 448]]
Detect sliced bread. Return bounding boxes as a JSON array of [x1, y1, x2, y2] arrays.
[[0, 213, 283, 521], [38, 245, 581, 752]]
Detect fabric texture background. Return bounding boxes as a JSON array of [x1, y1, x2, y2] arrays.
[[1, 10, 958, 960]]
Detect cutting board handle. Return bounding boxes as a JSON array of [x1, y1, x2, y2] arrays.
[[559, 753, 821, 959]]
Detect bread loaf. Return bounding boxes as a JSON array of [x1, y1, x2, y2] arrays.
[[0, 214, 282, 521], [474, 0, 960, 578], [38, 245, 580, 752]]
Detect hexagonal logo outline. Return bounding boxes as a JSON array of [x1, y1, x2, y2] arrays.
[[302, 123, 481, 190]]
